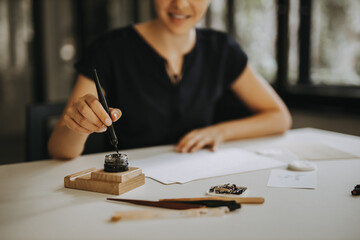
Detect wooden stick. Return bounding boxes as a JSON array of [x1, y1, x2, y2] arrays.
[[111, 207, 229, 222], [159, 197, 265, 204]]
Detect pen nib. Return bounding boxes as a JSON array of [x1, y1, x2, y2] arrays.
[[114, 144, 120, 156]]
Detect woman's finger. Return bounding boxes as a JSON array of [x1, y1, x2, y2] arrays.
[[67, 106, 102, 133], [176, 130, 199, 149], [177, 133, 202, 153], [74, 100, 103, 128], [109, 108, 122, 121], [63, 114, 92, 134], [83, 94, 112, 126], [210, 138, 221, 152], [188, 138, 210, 153]]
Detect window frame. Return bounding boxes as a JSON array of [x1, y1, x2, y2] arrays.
[[31, 0, 360, 112], [276, 0, 360, 113]]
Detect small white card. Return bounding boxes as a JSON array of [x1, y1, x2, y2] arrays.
[[267, 169, 317, 189]]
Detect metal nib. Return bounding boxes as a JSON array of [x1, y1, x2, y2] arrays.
[[114, 144, 120, 157]]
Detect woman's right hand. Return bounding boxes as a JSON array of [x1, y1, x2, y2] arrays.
[[63, 93, 122, 135]]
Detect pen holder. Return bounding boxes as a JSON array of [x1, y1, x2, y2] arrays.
[[64, 154, 144, 195], [64, 167, 145, 195]]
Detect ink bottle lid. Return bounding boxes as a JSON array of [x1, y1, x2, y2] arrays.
[[104, 153, 128, 172]]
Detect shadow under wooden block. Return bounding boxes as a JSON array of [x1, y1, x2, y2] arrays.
[[64, 167, 145, 195]]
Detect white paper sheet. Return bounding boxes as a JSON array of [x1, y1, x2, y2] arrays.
[[267, 169, 317, 189], [130, 148, 286, 184], [283, 142, 358, 160]]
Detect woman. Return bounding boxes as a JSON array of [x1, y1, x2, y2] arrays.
[[48, 0, 292, 159]]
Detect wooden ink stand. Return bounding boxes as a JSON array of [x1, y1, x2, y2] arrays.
[[64, 167, 145, 195]]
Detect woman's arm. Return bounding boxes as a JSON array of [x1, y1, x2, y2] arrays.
[[48, 74, 121, 159], [175, 64, 292, 153]]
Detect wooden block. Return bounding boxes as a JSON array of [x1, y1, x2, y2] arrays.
[[64, 168, 145, 195], [91, 167, 142, 183], [67, 168, 98, 181]]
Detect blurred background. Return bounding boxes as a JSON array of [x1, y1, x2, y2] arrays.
[[0, 0, 359, 164]]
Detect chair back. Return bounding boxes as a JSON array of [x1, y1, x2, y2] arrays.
[[26, 102, 106, 161], [26, 102, 65, 161]]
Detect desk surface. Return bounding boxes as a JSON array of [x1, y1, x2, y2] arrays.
[[1, 128, 359, 240]]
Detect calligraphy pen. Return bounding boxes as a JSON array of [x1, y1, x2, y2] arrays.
[[107, 198, 241, 211], [107, 198, 241, 222], [92, 68, 119, 154], [107, 197, 265, 222]]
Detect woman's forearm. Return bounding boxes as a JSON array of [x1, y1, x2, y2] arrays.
[[215, 109, 292, 142], [176, 108, 292, 153], [48, 122, 89, 160]]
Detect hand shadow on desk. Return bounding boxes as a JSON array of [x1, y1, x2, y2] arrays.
[[56, 185, 111, 200]]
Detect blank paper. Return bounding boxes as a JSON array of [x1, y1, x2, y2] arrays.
[[130, 148, 286, 184]]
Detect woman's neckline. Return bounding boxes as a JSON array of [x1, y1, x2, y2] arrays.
[[130, 24, 198, 62]]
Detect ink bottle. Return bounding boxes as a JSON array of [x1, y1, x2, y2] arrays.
[[104, 153, 129, 172]]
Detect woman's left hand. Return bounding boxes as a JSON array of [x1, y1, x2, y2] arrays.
[[175, 126, 224, 153]]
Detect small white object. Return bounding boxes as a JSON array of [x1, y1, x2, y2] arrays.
[[255, 148, 283, 157], [288, 160, 317, 171]]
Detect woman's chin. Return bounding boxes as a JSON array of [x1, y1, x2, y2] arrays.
[[165, 23, 194, 35]]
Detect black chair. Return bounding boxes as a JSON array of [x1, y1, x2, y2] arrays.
[[26, 102, 106, 161]]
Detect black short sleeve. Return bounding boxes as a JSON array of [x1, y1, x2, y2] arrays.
[[74, 35, 113, 91], [72, 26, 250, 151], [223, 34, 248, 86]]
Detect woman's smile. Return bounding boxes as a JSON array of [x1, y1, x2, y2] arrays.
[[154, 0, 210, 35], [168, 12, 192, 24]]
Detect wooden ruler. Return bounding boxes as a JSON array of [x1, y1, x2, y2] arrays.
[[159, 197, 265, 204], [111, 207, 229, 222]]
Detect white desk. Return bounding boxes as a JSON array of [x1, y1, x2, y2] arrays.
[[1, 128, 359, 240]]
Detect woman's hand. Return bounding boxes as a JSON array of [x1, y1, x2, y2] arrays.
[[175, 126, 225, 153], [63, 93, 122, 135]]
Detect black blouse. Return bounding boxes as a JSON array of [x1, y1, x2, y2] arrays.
[[75, 25, 248, 150]]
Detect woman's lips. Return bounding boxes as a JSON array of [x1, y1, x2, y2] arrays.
[[168, 12, 191, 23]]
